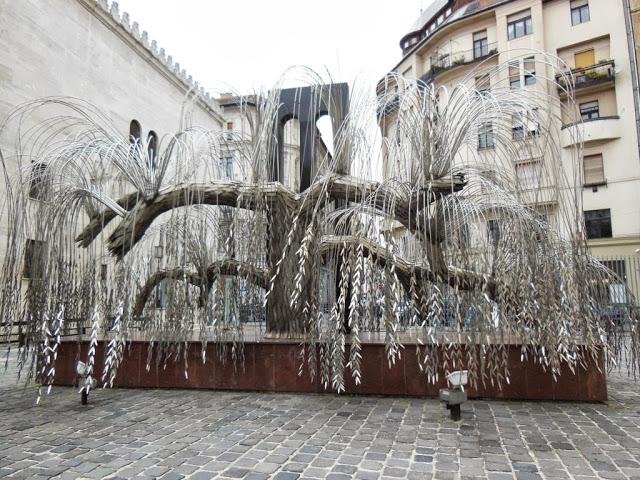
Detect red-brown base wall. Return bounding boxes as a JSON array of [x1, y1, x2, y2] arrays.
[[52, 341, 607, 402]]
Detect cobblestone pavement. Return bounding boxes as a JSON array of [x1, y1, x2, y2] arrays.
[[1, 349, 639, 480]]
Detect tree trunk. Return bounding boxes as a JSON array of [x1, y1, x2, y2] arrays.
[[264, 201, 305, 335]]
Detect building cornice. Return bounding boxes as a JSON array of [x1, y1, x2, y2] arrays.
[[391, 0, 515, 74], [76, 0, 224, 125]]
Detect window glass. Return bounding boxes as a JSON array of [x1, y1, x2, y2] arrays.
[[584, 209, 612, 238], [473, 30, 489, 59], [580, 100, 600, 121], [507, 10, 533, 40], [509, 61, 521, 89], [524, 56, 536, 85], [571, 0, 590, 25], [478, 123, 494, 149]]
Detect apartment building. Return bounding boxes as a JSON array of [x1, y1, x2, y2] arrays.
[[379, 0, 640, 300]]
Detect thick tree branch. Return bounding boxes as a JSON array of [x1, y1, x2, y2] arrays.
[[319, 235, 497, 299], [75, 174, 465, 258], [132, 259, 268, 318]]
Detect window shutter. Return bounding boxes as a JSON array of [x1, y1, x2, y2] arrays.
[[575, 49, 595, 68], [570, 0, 588, 7], [583, 154, 604, 185], [507, 9, 531, 23], [473, 30, 488, 41]]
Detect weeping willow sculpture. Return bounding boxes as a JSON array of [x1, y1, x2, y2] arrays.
[[0, 57, 637, 397]]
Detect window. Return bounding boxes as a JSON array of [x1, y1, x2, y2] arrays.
[[507, 10, 533, 40], [475, 74, 491, 96], [129, 120, 141, 145], [220, 157, 233, 179], [437, 14, 444, 25], [515, 161, 541, 188], [584, 209, 611, 239], [29, 162, 48, 200], [580, 100, 599, 121], [509, 61, 521, 89], [583, 154, 605, 185], [226, 121, 234, 140], [478, 123, 494, 149], [101, 264, 108, 282], [574, 49, 595, 69], [473, 30, 489, 59], [571, 0, 590, 25], [487, 220, 500, 244], [23, 239, 46, 279], [147, 130, 158, 170], [154, 280, 169, 308], [525, 108, 540, 136], [524, 56, 536, 85], [512, 116, 525, 140]]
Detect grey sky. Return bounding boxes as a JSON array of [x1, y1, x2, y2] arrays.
[[116, 0, 423, 94]]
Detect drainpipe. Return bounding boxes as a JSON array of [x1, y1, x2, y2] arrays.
[[623, 0, 640, 164]]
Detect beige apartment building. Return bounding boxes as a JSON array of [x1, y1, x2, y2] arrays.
[[379, 0, 640, 299]]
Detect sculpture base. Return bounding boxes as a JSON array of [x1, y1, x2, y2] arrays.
[[52, 339, 607, 402]]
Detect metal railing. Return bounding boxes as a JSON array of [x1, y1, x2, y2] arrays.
[[429, 42, 498, 77], [556, 60, 615, 93]]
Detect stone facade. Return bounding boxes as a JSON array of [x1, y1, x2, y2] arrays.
[[0, 0, 225, 260]]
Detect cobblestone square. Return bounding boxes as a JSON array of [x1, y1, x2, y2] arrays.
[[1, 350, 639, 480]]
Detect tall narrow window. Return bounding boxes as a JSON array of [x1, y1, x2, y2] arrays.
[[580, 100, 600, 121], [478, 123, 494, 149], [129, 120, 141, 145], [23, 239, 46, 279], [524, 56, 536, 85], [512, 114, 525, 140], [220, 157, 233, 179], [147, 130, 158, 170], [509, 61, 521, 89], [226, 121, 234, 140], [584, 209, 611, 239], [473, 30, 489, 59], [487, 220, 500, 244], [507, 10, 533, 40], [583, 154, 605, 185], [29, 162, 48, 200], [571, 0, 590, 25]]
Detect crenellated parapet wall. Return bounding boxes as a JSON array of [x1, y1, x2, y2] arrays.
[[81, 0, 220, 117]]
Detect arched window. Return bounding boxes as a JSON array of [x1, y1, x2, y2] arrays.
[[129, 120, 141, 145], [147, 130, 158, 170]]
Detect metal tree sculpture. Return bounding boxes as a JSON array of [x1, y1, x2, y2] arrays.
[[0, 60, 637, 396]]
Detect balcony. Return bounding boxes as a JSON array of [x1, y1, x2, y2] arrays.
[[421, 42, 498, 85], [560, 116, 621, 148], [556, 60, 615, 98]]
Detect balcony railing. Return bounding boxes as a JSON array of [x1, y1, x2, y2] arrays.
[[428, 42, 498, 79], [556, 60, 615, 94]]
